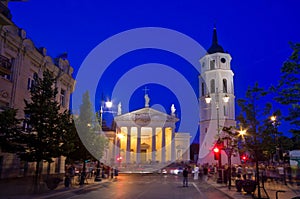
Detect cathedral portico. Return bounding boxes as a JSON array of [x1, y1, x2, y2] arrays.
[[104, 97, 191, 172]]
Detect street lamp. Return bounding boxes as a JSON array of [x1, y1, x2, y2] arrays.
[[95, 100, 114, 182], [205, 88, 229, 183], [270, 115, 280, 162], [237, 127, 268, 198], [98, 100, 113, 130]]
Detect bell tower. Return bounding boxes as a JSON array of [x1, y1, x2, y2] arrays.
[[198, 27, 236, 165]]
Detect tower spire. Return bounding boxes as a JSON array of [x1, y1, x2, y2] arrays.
[[212, 27, 218, 45], [207, 26, 225, 54]]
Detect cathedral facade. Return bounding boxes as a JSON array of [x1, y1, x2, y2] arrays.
[[101, 100, 191, 172]]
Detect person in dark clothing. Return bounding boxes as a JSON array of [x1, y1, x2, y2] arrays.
[[183, 167, 189, 187]]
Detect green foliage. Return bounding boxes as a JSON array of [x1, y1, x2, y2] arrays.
[[69, 91, 108, 168], [57, 111, 78, 157], [0, 108, 23, 153], [274, 43, 300, 136], [21, 70, 62, 163], [237, 83, 273, 161]]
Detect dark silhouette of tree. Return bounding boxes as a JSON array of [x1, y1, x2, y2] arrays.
[[20, 70, 72, 193], [70, 91, 108, 184], [237, 83, 273, 199], [0, 108, 23, 153], [273, 43, 300, 149]]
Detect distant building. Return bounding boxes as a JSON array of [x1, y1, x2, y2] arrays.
[[100, 95, 191, 173], [0, 0, 75, 179]]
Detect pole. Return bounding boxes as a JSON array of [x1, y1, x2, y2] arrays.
[[254, 134, 261, 198], [95, 106, 103, 182], [228, 151, 232, 190], [100, 106, 103, 130], [216, 89, 223, 183], [95, 160, 102, 181]]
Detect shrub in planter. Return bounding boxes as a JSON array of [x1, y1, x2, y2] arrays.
[[242, 180, 256, 194], [45, 177, 63, 190], [235, 180, 243, 192]]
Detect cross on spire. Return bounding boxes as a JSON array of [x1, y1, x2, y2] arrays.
[[143, 86, 149, 95]]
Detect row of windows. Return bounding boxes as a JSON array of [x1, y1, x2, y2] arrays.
[[202, 58, 227, 71], [201, 78, 228, 96]]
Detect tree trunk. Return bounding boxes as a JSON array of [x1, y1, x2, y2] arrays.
[[47, 162, 51, 179], [228, 155, 232, 190], [33, 161, 40, 193]]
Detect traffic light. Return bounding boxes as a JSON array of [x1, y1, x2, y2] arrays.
[[241, 154, 247, 163], [117, 156, 122, 162], [213, 147, 220, 160]]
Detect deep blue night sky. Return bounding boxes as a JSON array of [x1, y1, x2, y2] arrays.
[[8, 0, 300, 141]]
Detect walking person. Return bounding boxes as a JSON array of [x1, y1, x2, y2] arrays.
[[183, 167, 189, 187]]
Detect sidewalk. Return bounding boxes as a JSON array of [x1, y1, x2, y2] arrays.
[[208, 179, 300, 199], [0, 177, 112, 199]]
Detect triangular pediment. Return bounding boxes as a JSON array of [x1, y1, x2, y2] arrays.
[[114, 107, 179, 127]]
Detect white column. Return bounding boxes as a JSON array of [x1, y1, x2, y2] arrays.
[[171, 127, 175, 162], [115, 128, 120, 165], [161, 127, 166, 164], [136, 127, 141, 164], [126, 127, 131, 164], [151, 127, 156, 163]]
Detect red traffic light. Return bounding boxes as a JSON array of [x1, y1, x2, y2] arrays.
[[117, 156, 123, 161], [213, 147, 220, 160], [241, 155, 247, 161], [213, 147, 220, 153]]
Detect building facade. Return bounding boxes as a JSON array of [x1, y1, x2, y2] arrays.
[[0, 1, 75, 178], [101, 96, 191, 172], [198, 28, 240, 165]]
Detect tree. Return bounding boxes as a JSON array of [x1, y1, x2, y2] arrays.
[[20, 70, 70, 192], [273, 43, 300, 148], [220, 126, 240, 190], [237, 83, 273, 199], [71, 91, 108, 183], [0, 108, 23, 153]]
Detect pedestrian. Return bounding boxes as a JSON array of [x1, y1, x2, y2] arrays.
[[64, 172, 70, 188], [111, 167, 114, 179], [194, 165, 199, 180], [183, 167, 189, 187]]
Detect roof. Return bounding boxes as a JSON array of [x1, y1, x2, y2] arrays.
[[207, 27, 225, 54]]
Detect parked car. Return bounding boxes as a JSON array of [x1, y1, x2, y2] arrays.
[[170, 167, 183, 175]]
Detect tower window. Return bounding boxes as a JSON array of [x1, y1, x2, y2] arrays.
[[223, 79, 228, 93], [221, 58, 226, 63], [210, 79, 215, 93], [210, 60, 215, 70]]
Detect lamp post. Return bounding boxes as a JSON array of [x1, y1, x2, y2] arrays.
[[205, 88, 229, 183], [95, 100, 113, 182], [270, 115, 280, 162], [238, 127, 266, 199]]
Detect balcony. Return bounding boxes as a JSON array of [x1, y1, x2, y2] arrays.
[[0, 55, 12, 75]]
